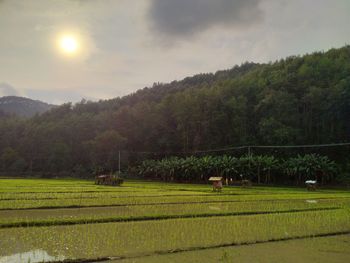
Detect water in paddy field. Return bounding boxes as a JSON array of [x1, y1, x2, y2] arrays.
[[0, 249, 64, 263]]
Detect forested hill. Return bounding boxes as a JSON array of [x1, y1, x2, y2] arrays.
[[0, 96, 55, 118], [75, 61, 259, 112], [0, 46, 349, 175]]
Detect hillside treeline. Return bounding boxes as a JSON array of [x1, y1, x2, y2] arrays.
[[0, 46, 349, 182]]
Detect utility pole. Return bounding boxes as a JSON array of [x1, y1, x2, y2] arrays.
[[248, 146, 251, 177], [118, 150, 121, 174]]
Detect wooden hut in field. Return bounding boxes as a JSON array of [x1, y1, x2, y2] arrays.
[[305, 180, 317, 191], [209, 177, 223, 192], [95, 175, 123, 186]]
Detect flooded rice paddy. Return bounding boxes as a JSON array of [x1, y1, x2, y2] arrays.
[[0, 178, 349, 262]]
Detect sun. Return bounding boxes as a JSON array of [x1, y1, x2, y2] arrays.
[[59, 35, 79, 54]]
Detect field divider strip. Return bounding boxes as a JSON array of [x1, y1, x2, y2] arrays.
[[3, 192, 350, 201], [0, 194, 229, 201], [46, 230, 350, 263], [1, 196, 349, 211], [0, 207, 340, 229], [0, 190, 151, 195]]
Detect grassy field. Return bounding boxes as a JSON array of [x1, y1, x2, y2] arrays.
[[0, 178, 349, 262]]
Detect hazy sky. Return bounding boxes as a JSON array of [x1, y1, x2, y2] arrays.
[[0, 0, 349, 104]]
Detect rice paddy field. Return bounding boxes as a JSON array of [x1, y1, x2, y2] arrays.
[[0, 178, 349, 263]]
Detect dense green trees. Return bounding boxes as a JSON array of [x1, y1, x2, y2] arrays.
[[283, 154, 337, 185], [0, 46, 349, 182], [134, 154, 337, 185], [0, 147, 27, 173]]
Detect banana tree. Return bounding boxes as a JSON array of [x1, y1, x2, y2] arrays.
[[220, 155, 239, 180], [262, 156, 278, 184]]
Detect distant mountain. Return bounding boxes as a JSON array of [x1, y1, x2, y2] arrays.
[[0, 96, 55, 118]]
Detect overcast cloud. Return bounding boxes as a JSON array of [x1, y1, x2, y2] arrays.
[[149, 0, 263, 40], [0, 0, 349, 104]]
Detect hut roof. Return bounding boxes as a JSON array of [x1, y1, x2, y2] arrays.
[[208, 177, 223, 181], [305, 180, 317, 184]]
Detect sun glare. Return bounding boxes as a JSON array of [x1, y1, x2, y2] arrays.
[[59, 35, 79, 54]]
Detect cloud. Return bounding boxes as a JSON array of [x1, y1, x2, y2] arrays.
[[148, 0, 263, 40], [0, 83, 18, 96]]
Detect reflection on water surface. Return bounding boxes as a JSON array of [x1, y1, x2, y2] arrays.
[[0, 249, 64, 263]]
